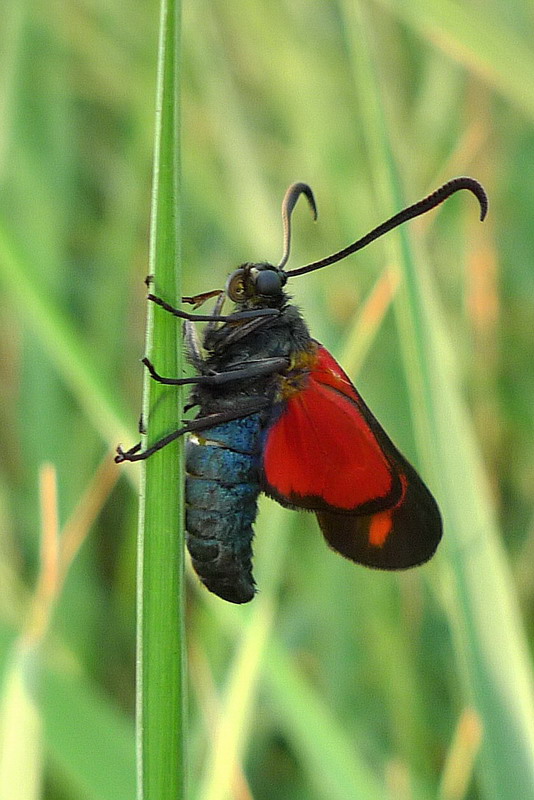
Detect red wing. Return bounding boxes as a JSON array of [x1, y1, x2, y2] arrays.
[[261, 344, 442, 568], [262, 344, 401, 513]]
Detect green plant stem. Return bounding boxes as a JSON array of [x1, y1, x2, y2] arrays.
[[137, 0, 185, 798]]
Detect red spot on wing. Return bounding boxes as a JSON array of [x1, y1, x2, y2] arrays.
[[262, 345, 394, 511], [368, 510, 393, 546], [367, 472, 408, 546]]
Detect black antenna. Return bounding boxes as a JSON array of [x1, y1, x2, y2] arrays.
[[277, 182, 317, 269], [284, 177, 488, 278]]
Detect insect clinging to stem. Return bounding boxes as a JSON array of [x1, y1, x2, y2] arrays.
[[116, 177, 488, 604]]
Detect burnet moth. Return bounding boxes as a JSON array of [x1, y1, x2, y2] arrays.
[[116, 178, 488, 603]]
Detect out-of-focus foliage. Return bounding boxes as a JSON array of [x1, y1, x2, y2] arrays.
[[0, 0, 533, 798]]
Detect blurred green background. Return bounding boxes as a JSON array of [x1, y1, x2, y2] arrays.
[[1, 0, 534, 798]]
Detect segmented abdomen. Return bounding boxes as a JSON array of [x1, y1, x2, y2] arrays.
[[185, 413, 263, 603]]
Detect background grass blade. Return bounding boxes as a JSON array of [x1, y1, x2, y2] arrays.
[[0, 225, 133, 453], [371, 0, 534, 123], [341, 3, 534, 798]]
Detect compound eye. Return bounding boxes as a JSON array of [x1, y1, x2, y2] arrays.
[[226, 269, 248, 302], [255, 269, 282, 296]]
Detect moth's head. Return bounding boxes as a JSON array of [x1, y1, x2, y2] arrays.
[[226, 262, 288, 309]]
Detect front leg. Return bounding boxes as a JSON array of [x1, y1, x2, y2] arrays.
[[148, 293, 279, 323], [142, 356, 289, 387]]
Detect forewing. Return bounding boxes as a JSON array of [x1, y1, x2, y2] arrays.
[[261, 345, 442, 568]]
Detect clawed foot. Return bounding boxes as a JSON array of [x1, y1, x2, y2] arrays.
[[115, 442, 142, 463]]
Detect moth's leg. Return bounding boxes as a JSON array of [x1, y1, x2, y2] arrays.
[[184, 319, 204, 371], [148, 292, 279, 323], [142, 356, 288, 386], [203, 291, 226, 339], [207, 313, 276, 348], [115, 399, 270, 463], [182, 289, 223, 307], [145, 277, 222, 308]]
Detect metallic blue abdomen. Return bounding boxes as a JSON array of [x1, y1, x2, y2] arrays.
[[185, 413, 263, 603]]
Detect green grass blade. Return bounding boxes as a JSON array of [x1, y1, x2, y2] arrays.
[[342, 3, 534, 797], [264, 638, 389, 800], [41, 667, 136, 800], [0, 644, 43, 800], [0, 224, 132, 453], [429, 309, 534, 800], [372, 0, 534, 124], [196, 600, 275, 800], [136, 0, 185, 797]]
